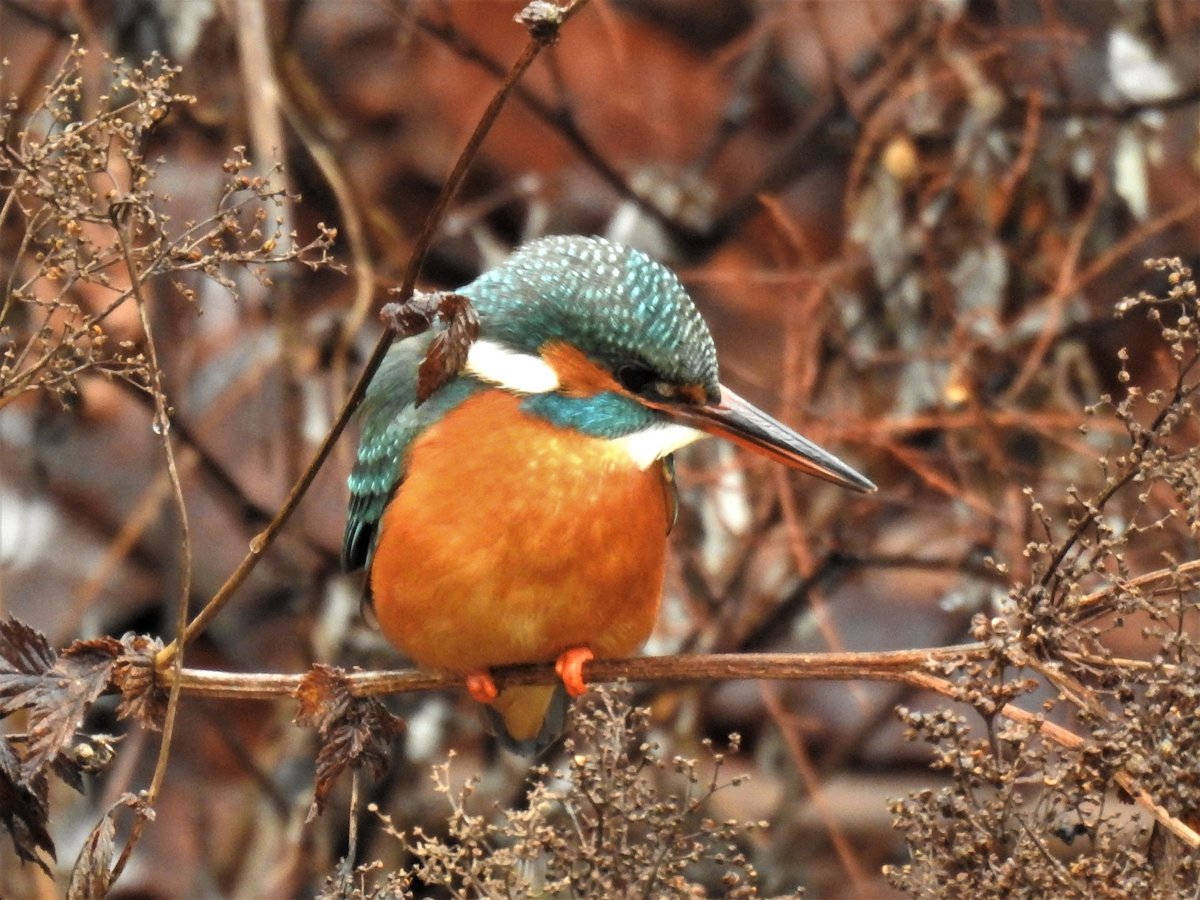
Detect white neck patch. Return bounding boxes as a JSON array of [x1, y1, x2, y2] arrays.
[[613, 422, 706, 469], [464, 339, 560, 394]]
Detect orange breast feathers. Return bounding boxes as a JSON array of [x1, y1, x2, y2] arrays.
[[369, 388, 673, 675]]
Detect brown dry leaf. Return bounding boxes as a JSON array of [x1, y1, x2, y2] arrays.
[[0, 618, 127, 873], [0, 736, 54, 875], [111, 633, 169, 730], [0, 615, 57, 707], [19, 638, 123, 782], [416, 292, 480, 404], [0, 617, 124, 782], [65, 793, 152, 900], [294, 664, 405, 818], [65, 805, 116, 899], [378, 290, 443, 337], [379, 289, 480, 405]]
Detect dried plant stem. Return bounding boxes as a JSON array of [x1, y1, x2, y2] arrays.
[[1073, 193, 1200, 297], [164, 647, 976, 700], [233, 0, 289, 203], [154, 0, 590, 671], [1071, 558, 1200, 614], [344, 769, 361, 875], [1007, 169, 1107, 398], [66, 446, 210, 635], [107, 217, 194, 890], [233, 0, 307, 494], [414, 11, 684, 241], [1017, 650, 1200, 849]]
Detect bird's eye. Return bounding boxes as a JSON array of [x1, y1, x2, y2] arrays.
[[616, 363, 657, 394]]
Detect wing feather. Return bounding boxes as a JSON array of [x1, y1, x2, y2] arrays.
[[342, 334, 479, 571]]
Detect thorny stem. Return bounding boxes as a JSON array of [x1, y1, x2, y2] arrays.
[[154, 0, 591, 670]]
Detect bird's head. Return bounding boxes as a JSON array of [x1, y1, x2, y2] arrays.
[[456, 234, 875, 493]]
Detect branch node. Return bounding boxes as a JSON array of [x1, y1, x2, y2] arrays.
[[516, 1, 567, 43]]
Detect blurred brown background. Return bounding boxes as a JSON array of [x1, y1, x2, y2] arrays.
[[1, 0, 1199, 896]]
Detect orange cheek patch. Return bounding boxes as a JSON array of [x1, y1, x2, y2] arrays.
[[540, 342, 622, 397]]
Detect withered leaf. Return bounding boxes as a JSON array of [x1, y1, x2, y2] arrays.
[[0, 615, 57, 709], [0, 736, 54, 875], [66, 805, 115, 899], [111, 633, 168, 730], [0, 619, 130, 873], [379, 289, 480, 405], [415, 292, 480, 404], [295, 664, 404, 817], [294, 663, 348, 726], [19, 636, 122, 782], [65, 793, 151, 900], [379, 290, 442, 337]]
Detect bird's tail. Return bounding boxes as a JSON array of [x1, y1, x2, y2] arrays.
[[483, 684, 570, 756]]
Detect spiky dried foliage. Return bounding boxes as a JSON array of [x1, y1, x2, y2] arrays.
[[887, 259, 1200, 897], [0, 45, 335, 409], [0, 44, 336, 883], [323, 686, 786, 899]]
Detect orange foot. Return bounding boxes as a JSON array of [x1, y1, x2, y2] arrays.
[[554, 646, 594, 698], [465, 670, 498, 704]]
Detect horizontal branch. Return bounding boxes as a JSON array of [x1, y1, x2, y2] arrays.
[[161, 646, 1200, 849], [166, 646, 983, 700]]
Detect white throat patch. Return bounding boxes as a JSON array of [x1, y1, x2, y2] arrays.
[[614, 422, 706, 469]]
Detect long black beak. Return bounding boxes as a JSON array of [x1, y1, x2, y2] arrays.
[[656, 385, 876, 493]]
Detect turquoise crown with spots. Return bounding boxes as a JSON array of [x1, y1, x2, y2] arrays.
[[462, 235, 720, 397]]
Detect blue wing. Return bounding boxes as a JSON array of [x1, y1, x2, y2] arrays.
[[342, 334, 480, 572]]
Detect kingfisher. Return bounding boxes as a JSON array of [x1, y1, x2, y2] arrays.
[[342, 235, 875, 754]]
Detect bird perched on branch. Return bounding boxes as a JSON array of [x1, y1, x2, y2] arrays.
[[343, 235, 874, 754]]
